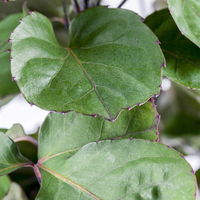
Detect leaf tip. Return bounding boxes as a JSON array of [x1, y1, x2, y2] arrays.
[[140, 17, 144, 22], [161, 62, 166, 68], [155, 40, 161, 45]]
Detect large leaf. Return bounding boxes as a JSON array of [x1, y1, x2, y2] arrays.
[[38, 102, 159, 158], [36, 109, 196, 199], [0, 13, 21, 99], [0, 132, 30, 175], [0, 176, 11, 199], [168, 0, 200, 47], [36, 138, 196, 200], [145, 9, 200, 89], [11, 7, 164, 120]]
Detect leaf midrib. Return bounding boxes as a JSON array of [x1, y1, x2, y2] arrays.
[[66, 47, 112, 118], [38, 164, 102, 200]]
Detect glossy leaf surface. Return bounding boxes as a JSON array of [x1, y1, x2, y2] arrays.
[[36, 109, 196, 200], [0, 13, 21, 99], [36, 139, 196, 200], [168, 0, 200, 47], [145, 9, 200, 89], [0, 132, 29, 175], [38, 102, 159, 158], [11, 8, 164, 119]]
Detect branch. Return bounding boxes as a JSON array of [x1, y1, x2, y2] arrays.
[[84, 0, 89, 9], [74, 0, 81, 13], [62, 0, 69, 29], [96, 0, 101, 6], [118, 0, 128, 8]]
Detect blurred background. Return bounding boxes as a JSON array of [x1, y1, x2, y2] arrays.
[[1, 0, 200, 198]]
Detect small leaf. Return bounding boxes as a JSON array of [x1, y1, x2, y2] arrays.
[[6, 124, 38, 162], [6, 124, 26, 140], [168, 0, 200, 47], [0, 176, 11, 199], [38, 102, 159, 158], [145, 9, 200, 89], [0, 13, 21, 99], [36, 139, 196, 200], [11, 8, 164, 119], [0, 132, 30, 175]]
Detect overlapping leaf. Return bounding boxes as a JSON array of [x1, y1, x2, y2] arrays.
[[0, 13, 21, 101], [0, 111, 196, 199], [38, 102, 159, 158], [36, 138, 196, 200], [11, 7, 164, 119], [168, 0, 200, 47], [145, 9, 200, 89], [34, 107, 196, 200], [0, 132, 30, 175]]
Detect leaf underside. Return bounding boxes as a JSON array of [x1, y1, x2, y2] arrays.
[[11, 7, 164, 119], [145, 9, 200, 89], [168, 0, 200, 47]]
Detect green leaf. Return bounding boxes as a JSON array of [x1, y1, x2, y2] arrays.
[[0, 132, 30, 176], [0, 13, 21, 99], [6, 124, 38, 163], [36, 139, 196, 200], [158, 82, 200, 137], [6, 124, 26, 140], [0, 176, 11, 199], [168, 0, 200, 47], [11, 8, 164, 120], [145, 9, 200, 89], [38, 102, 159, 158]]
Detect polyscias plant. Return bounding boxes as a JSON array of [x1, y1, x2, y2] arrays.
[[0, 0, 199, 199]]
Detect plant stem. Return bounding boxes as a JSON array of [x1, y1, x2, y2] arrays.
[[74, 0, 81, 13], [84, 0, 89, 9], [62, 0, 69, 29], [33, 164, 42, 184], [118, 0, 128, 8], [96, 0, 101, 6]]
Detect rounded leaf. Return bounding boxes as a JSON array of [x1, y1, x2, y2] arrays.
[[145, 9, 200, 89], [168, 0, 200, 47], [11, 8, 164, 120], [36, 139, 196, 200]]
